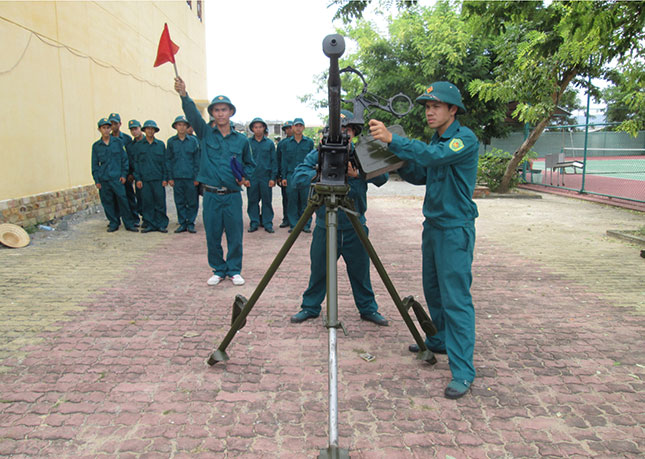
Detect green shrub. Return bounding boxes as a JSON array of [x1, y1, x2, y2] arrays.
[[477, 148, 536, 192]]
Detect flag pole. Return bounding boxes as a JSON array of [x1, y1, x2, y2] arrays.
[[172, 62, 179, 78]]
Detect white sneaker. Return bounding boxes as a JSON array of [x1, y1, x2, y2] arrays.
[[230, 274, 245, 286], [207, 274, 223, 286]]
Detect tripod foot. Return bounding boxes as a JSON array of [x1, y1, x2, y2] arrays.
[[207, 350, 229, 366], [231, 294, 248, 330], [402, 295, 438, 337], [319, 446, 350, 459], [416, 350, 437, 365]]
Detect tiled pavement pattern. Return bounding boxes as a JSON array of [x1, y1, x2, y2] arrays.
[[0, 184, 643, 458]]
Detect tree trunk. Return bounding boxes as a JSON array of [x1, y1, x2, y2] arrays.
[[496, 68, 579, 193], [496, 117, 551, 193]]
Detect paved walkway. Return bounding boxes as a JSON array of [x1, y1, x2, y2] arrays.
[[0, 183, 643, 458]]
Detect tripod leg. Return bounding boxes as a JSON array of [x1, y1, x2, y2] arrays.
[[321, 196, 349, 458], [207, 197, 320, 366], [345, 211, 436, 364]]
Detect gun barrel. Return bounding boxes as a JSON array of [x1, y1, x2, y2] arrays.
[[323, 34, 345, 143]]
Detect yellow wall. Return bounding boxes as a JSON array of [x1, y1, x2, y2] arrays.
[[0, 1, 207, 201]]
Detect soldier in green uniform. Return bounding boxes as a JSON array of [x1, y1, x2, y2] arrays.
[[280, 118, 314, 232], [174, 77, 255, 287], [135, 120, 169, 233], [276, 120, 293, 228], [91, 118, 138, 232], [369, 81, 479, 399], [290, 111, 389, 326], [127, 119, 145, 224], [109, 113, 138, 224], [247, 117, 278, 233], [167, 115, 201, 233]]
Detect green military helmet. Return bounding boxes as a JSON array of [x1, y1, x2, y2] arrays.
[[340, 109, 362, 135], [142, 120, 160, 132], [249, 117, 268, 133], [97, 117, 111, 128], [172, 115, 190, 129], [108, 113, 121, 123], [292, 117, 305, 127], [208, 95, 236, 117], [415, 81, 466, 113], [281, 120, 293, 131], [128, 119, 141, 129]]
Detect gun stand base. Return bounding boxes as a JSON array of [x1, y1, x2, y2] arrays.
[[319, 446, 350, 459], [207, 183, 438, 456], [207, 350, 229, 365]]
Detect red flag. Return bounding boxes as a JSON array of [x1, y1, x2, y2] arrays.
[[154, 23, 179, 67]]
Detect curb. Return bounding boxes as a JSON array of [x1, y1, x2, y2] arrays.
[[606, 229, 645, 246]]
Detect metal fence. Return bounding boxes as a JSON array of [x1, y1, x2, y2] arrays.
[[487, 129, 645, 204]]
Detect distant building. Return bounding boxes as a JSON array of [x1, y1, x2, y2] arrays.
[[0, 1, 208, 226]]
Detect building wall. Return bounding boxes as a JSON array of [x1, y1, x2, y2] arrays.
[[0, 1, 207, 226]]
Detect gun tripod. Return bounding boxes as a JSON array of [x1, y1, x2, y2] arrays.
[[207, 183, 438, 458]]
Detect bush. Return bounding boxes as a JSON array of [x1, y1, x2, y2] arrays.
[[477, 148, 536, 192]]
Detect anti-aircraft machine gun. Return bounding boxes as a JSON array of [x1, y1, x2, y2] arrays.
[[206, 34, 438, 458]]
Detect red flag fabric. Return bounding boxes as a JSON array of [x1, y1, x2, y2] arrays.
[[154, 23, 179, 67]]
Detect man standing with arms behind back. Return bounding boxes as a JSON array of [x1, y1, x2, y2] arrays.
[[167, 115, 201, 234], [246, 117, 277, 233], [369, 82, 479, 400], [280, 118, 314, 233], [174, 77, 255, 286]]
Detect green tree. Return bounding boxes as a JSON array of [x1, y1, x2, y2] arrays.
[[602, 61, 645, 135], [306, 1, 509, 145], [329, 0, 418, 23], [464, 0, 645, 192]]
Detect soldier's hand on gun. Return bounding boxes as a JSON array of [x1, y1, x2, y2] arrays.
[[269, 180, 275, 187], [168, 180, 175, 187], [237, 177, 250, 188], [347, 162, 359, 178], [119, 177, 126, 184], [136, 181, 143, 189], [174, 77, 187, 97], [368, 119, 393, 144]]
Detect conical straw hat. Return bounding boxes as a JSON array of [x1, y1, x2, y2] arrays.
[[0, 223, 30, 248]]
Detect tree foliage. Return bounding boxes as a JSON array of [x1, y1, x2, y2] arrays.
[[602, 61, 645, 136], [329, 0, 418, 24], [312, 1, 510, 144], [464, 0, 645, 191]]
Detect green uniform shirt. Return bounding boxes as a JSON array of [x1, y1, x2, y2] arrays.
[[390, 119, 479, 228], [293, 148, 388, 230], [167, 134, 201, 180], [91, 137, 128, 183], [280, 135, 314, 180], [135, 138, 168, 182], [249, 136, 278, 181], [181, 94, 255, 189]]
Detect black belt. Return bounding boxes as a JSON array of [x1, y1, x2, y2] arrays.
[[203, 185, 237, 195]]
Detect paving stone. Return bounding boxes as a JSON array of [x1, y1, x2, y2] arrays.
[[0, 188, 643, 455]]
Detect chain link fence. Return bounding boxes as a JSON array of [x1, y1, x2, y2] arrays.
[[485, 128, 645, 204]]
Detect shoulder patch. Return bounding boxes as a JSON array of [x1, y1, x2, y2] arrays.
[[449, 138, 465, 152]]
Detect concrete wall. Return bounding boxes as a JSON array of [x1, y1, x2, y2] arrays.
[[0, 1, 207, 211]]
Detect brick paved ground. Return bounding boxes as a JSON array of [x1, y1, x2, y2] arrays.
[[0, 184, 643, 458]]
